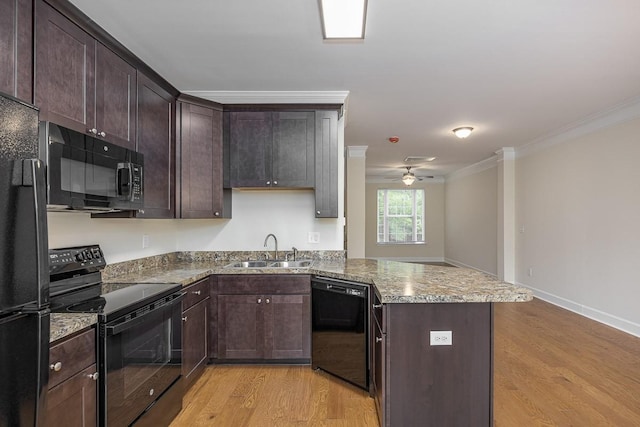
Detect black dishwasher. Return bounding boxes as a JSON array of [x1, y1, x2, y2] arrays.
[[311, 276, 369, 390]]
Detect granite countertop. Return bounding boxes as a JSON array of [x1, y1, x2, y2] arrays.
[[51, 258, 532, 341], [50, 313, 98, 343], [103, 258, 533, 304]]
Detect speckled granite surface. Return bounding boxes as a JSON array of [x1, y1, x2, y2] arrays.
[[52, 256, 532, 341], [50, 313, 97, 343], [103, 258, 533, 304]]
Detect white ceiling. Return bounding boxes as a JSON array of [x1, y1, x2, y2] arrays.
[[69, 0, 640, 179]]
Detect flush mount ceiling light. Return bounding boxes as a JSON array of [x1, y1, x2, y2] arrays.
[[402, 167, 417, 186], [319, 0, 368, 39], [452, 127, 474, 139]]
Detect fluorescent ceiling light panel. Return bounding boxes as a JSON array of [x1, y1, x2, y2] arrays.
[[320, 0, 367, 39]]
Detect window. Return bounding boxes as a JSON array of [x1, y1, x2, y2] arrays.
[[377, 189, 424, 244]]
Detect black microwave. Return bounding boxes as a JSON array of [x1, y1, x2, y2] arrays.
[[39, 122, 143, 212]]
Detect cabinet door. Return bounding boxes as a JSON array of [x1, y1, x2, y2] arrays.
[[136, 72, 175, 218], [95, 43, 136, 150], [314, 110, 339, 217], [265, 294, 311, 360], [0, 0, 32, 102], [35, 0, 96, 132], [217, 294, 265, 359], [45, 364, 97, 427], [271, 112, 315, 188], [372, 319, 385, 426], [182, 298, 209, 388], [228, 112, 272, 187], [180, 103, 225, 218]]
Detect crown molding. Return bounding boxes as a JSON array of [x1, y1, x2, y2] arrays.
[[495, 147, 515, 162], [516, 96, 640, 159], [346, 146, 368, 157], [180, 90, 350, 105], [445, 155, 498, 182]]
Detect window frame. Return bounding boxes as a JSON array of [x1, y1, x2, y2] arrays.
[[377, 188, 425, 245]]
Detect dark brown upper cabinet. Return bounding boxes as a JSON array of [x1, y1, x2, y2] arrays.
[[227, 111, 315, 188], [0, 0, 33, 103], [35, 0, 136, 150], [178, 97, 231, 219], [314, 110, 339, 218], [136, 72, 175, 219]]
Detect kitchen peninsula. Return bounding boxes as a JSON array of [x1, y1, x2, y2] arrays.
[[51, 254, 532, 426]]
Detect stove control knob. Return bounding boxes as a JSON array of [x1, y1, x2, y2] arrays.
[[75, 253, 85, 262]]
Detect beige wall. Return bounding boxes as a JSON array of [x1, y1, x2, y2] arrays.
[[365, 182, 445, 260], [516, 116, 640, 332], [346, 151, 366, 258], [444, 166, 498, 275]]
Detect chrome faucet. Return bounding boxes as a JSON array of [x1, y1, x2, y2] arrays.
[[263, 234, 278, 260]]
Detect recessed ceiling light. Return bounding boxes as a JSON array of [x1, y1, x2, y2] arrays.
[[319, 0, 368, 39], [452, 127, 474, 139], [404, 156, 436, 162]]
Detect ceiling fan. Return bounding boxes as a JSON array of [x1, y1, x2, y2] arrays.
[[398, 166, 433, 186]]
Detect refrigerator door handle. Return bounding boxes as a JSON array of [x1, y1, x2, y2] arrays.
[[11, 159, 50, 308]]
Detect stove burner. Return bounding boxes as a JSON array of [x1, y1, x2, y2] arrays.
[[64, 297, 106, 313]]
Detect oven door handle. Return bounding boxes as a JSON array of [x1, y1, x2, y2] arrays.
[[105, 292, 185, 336]]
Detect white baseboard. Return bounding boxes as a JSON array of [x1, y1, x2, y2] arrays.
[[517, 282, 640, 339], [444, 258, 497, 277]]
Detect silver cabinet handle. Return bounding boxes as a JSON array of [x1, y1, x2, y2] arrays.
[[373, 304, 382, 308], [182, 316, 188, 322], [88, 128, 98, 135], [273, 181, 278, 185], [376, 337, 383, 343], [316, 210, 321, 215], [266, 181, 271, 185], [257, 298, 262, 304], [99, 131, 106, 138], [50, 362, 62, 372], [214, 212, 220, 216], [192, 290, 201, 295], [139, 209, 145, 214], [88, 372, 99, 381], [266, 298, 270, 304]]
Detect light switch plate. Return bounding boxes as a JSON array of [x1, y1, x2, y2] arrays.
[[430, 330, 452, 346]]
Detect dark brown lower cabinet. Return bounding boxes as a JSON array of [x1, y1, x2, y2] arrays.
[[182, 278, 210, 390], [46, 328, 97, 427], [215, 275, 311, 362], [373, 302, 493, 427], [46, 364, 97, 427]]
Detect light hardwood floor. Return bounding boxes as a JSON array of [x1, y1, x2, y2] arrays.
[[171, 298, 640, 426]]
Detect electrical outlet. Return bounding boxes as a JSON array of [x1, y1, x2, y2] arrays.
[[142, 234, 150, 249], [308, 232, 320, 244], [430, 330, 452, 346]]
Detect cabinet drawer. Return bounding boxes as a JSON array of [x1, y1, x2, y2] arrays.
[[183, 277, 210, 310], [49, 328, 96, 389], [217, 275, 310, 295]]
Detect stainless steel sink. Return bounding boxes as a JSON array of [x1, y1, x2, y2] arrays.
[[223, 260, 312, 269], [268, 260, 312, 268], [225, 261, 270, 268]]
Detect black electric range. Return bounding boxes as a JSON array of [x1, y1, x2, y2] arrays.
[[49, 245, 185, 426]]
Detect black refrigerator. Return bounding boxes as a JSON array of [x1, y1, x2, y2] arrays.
[[0, 93, 50, 426]]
